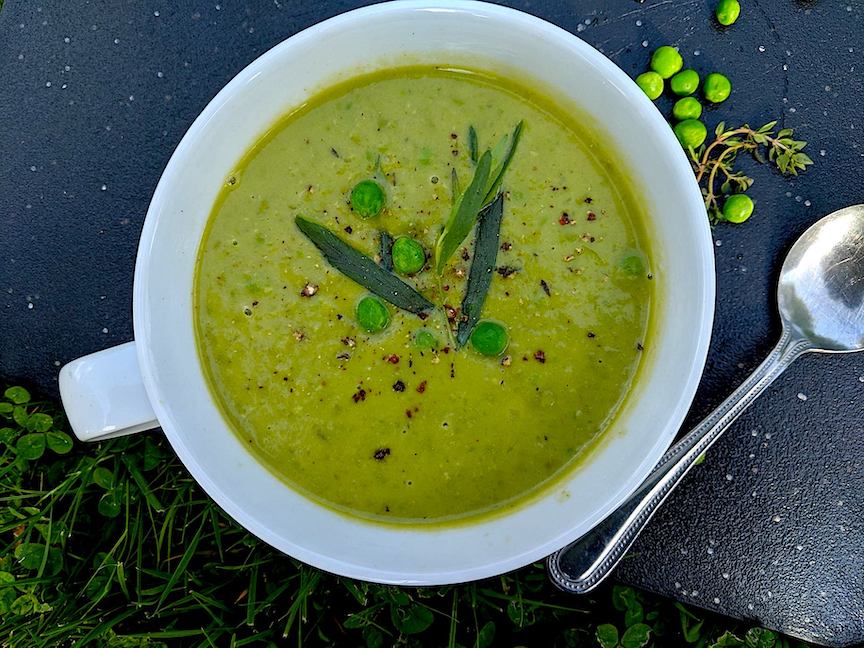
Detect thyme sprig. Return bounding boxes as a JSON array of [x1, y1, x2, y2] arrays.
[[690, 120, 813, 222]]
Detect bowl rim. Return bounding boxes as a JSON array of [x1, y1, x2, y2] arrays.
[[132, 0, 716, 584]]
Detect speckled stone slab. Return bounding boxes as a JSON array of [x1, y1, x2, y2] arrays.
[[1, 1, 862, 645]]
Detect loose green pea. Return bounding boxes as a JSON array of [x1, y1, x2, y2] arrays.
[[703, 73, 732, 103], [356, 295, 389, 332], [635, 71, 664, 100], [650, 46, 684, 79], [414, 329, 438, 350], [391, 237, 426, 275], [670, 69, 700, 96], [470, 321, 509, 357], [673, 119, 708, 149], [672, 97, 703, 120], [722, 194, 754, 223], [715, 0, 741, 26], [349, 179, 385, 218]]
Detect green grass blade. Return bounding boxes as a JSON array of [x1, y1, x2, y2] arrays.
[[281, 567, 320, 639], [456, 194, 504, 347], [448, 589, 458, 648], [70, 608, 139, 648], [295, 217, 434, 315], [246, 562, 258, 627], [154, 515, 206, 612], [122, 455, 164, 512], [127, 629, 211, 639]]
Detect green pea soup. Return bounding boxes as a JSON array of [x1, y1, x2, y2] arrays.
[[194, 65, 654, 525]]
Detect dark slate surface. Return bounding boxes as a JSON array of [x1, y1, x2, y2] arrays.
[[1, 1, 862, 645]]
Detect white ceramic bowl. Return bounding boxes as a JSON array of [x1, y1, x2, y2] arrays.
[[59, 0, 714, 584]]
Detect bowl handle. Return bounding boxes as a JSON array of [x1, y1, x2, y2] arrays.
[[59, 341, 159, 442]]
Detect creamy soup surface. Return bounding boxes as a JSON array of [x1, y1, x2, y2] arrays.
[[195, 66, 654, 524]]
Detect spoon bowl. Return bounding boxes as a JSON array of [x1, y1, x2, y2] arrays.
[[778, 204, 864, 352]]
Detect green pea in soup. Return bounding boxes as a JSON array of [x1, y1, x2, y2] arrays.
[[194, 66, 654, 525]]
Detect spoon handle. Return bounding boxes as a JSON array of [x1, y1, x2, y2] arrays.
[[547, 329, 813, 593]]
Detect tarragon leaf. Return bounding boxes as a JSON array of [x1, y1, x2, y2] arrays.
[[295, 217, 433, 315], [483, 121, 523, 204], [434, 150, 492, 274], [451, 167, 460, 207], [378, 230, 394, 272], [456, 194, 504, 347]]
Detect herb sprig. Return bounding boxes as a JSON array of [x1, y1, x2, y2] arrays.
[[434, 121, 523, 274], [296, 122, 523, 351], [690, 120, 813, 222]]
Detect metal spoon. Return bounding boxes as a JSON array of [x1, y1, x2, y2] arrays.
[[548, 204, 864, 593]]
